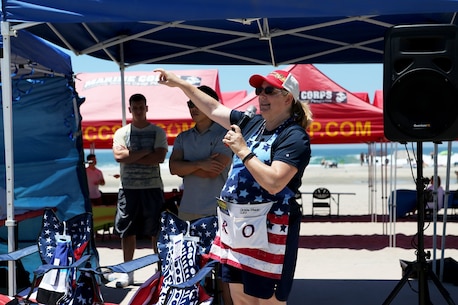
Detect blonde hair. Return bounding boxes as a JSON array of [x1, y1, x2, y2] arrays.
[[291, 100, 313, 129]]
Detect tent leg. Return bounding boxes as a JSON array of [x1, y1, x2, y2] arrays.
[[1, 20, 18, 296]]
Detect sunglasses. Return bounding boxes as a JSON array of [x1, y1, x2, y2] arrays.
[[255, 86, 283, 96], [187, 101, 196, 108]]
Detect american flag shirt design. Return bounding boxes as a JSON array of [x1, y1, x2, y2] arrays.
[[209, 118, 296, 280]]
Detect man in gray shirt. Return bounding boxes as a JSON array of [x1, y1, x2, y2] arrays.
[[169, 85, 232, 304], [169, 85, 232, 220], [112, 93, 168, 287]]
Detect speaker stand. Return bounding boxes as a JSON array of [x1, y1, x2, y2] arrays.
[[382, 142, 456, 305]]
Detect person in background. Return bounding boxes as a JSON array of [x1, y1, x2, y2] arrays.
[[169, 85, 232, 220], [155, 68, 312, 305], [426, 175, 444, 210], [86, 154, 105, 205], [169, 85, 233, 305], [112, 93, 168, 288]]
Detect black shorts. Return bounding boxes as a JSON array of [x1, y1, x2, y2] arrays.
[[114, 188, 164, 238], [221, 201, 302, 301]]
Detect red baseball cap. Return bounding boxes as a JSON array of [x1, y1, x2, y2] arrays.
[[249, 70, 300, 101]]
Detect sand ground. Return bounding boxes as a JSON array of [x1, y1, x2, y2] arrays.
[[100, 161, 458, 216]]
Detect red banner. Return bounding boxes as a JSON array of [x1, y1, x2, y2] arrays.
[[307, 119, 385, 144], [81, 119, 195, 148]]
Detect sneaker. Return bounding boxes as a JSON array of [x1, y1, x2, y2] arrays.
[[115, 272, 134, 288]]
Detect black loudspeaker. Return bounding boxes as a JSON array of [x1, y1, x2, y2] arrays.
[[383, 24, 458, 142]]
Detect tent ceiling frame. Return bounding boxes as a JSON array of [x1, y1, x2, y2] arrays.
[[81, 23, 122, 64], [80, 21, 185, 55], [13, 15, 394, 68], [13, 13, 457, 68], [131, 36, 269, 66]]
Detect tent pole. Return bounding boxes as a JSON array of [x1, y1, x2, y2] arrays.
[[367, 144, 371, 215], [388, 143, 393, 247], [372, 143, 377, 222], [1, 21, 17, 296], [379, 142, 385, 227], [119, 43, 127, 126], [440, 141, 452, 281], [389, 142, 398, 248], [384, 142, 389, 231], [380, 142, 384, 227], [431, 144, 439, 270], [368, 143, 375, 217]]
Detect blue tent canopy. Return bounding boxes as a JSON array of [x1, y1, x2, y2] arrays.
[[3, 0, 458, 22], [17, 13, 456, 67], [4, 29, 72, 78], [0, 29, 88, 297], [2, 2, 458, 67], [0, 30, 87, 237]]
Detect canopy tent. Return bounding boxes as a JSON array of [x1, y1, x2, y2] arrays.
[[0, 76, 87, 220], [353, 92, 370, 104], [373, 89, 384, 109], [2, 5, 457, 67], [0, 29, 87, 222], [230, 64, 386, 144], [5, 0, 458, 23], [0, 29, 87, 294], [76, 69, 226, 148], [3, 29, 72, 77], [221, 90, 247, 106]]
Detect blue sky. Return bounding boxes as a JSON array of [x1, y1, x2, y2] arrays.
[[67, 52, 383, 102]]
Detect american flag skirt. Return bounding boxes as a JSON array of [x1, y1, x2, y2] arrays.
[[209, 206, 289, 280]]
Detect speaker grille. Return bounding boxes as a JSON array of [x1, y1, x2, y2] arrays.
[[385, 69, 458, 141]]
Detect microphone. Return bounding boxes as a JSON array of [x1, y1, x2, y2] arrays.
[[235, 105, 257, 130]]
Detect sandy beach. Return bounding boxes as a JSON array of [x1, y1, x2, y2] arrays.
[[95, 162, 458, 304], [99, 161, 458, 216]]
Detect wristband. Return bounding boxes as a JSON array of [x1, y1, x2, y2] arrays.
[[242, 152, 256, 164]]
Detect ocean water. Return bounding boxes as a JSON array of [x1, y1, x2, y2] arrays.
[[86, 142, 458, 172]]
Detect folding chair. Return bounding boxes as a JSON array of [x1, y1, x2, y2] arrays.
[[3, 208, 99, 305], [312, 187, 332, 217], [2, 210, 219, 305], [389, 189, 417, 218], [154, 211, 219, 305], [0, 244, 38, 295], [79, 254, 160, 305], [86, 211, 219, 305]]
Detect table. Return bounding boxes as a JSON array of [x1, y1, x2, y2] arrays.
[[300, 191, 356, 216]]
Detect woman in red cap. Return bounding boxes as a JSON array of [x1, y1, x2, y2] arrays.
[[155, 68, 312, 305]]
